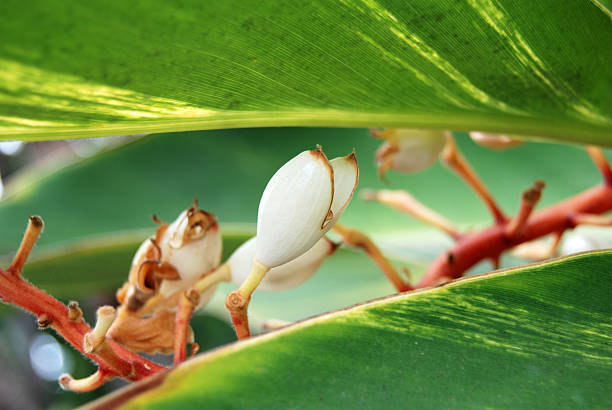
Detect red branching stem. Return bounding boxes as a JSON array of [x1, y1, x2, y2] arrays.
[[586, 146, 612, 185], [570, 213, 612, 226], [417, 183, 612, 288], [549, 231, 564, 257], [226, 290, 252, 340], [8, 216, 43, 276], [190, 342, 200, 358], [333, 223, 412, 292], [229, 311, 251, 340], [441, 136, 507, 224], [505, 180, 545, 239], [0, 269, 165, 380], [174, 290, 198, 365], [0, 218, 165, 387]]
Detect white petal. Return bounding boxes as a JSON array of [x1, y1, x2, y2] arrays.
[[255, 148, 334, 267], [326, 151, 359, 229], [469, 132, 523, 150], [229, 236, 336, 291], [158, 210, 222, 299], [560, 233, 598, 256], [376, 128, 446, 174]]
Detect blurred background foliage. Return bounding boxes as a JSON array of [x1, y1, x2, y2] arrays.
[[0, 127, 611, 409]]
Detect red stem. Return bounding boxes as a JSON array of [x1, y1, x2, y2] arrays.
[[0, 269, 165, 380], [174, 291, 197, 365], [417, 183, 612, 288]]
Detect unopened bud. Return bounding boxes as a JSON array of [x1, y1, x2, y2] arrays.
[[229, 236, 337, 291], [255, 147, 358, 268], [373, 128, 447, 179], [469, 132, 523, 150]]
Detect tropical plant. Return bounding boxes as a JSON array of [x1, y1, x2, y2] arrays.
[[0, 0, 611, 408]]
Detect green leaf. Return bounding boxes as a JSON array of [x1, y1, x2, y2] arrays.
[[82, 251, 612, 409], [1, 1, 611, 144]]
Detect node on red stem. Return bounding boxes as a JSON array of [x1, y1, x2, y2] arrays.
[[358, 138, 612, 293], [0, 217, 165, 392]]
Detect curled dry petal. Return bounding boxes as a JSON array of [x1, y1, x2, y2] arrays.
[[117, 205, 221, 313], [255, 147, 358, 268], [469, 132, 524, 150], [228, 236, 338, 291], [373, 128, 447, 178], [110, 204, 221, 354], [109, 308, 186, 354]]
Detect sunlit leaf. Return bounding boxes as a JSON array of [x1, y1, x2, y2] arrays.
[[0, 1, 611, 143], [83, 251, 612, 409]]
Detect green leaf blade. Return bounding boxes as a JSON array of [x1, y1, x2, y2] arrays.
[[85, 251, 612, 409], [1, 0, 612, 143]]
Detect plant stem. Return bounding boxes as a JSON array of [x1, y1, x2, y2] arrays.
[[174, 290, 198, 365], [0, 218, 165, 388], [333, 223, 412, 292], [360, 189, 460, 239], [441, 135, 506, 224], [417, 183, 612, 287]]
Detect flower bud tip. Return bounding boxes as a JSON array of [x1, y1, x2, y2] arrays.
[[28, 215, 44, 229]]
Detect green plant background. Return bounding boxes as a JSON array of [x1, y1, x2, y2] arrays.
[[0, 0, 611, 407], [0, 128, 611, 408]]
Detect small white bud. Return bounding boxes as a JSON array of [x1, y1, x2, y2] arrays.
[[228, 236, 337, 291], [560, 233, 598, 256], [373, 128, 447, 178], [469, 132, 523, 150], [255, 147, 358, 268]]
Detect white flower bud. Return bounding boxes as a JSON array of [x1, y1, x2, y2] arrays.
[[255, 147, 358, 268], [373, 128, 447, 178], [157, 208, 222, 307], [469, 132, 523, 150], [228, 236, 337, 291], [560, 233, 599, 256]]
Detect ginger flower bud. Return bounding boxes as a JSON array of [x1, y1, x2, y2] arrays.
[[228, 236, 338, 291], [110, 203, 221, 354], [117, 202, 222, 312], [373, 128, 447, 179], [255, 146, 358, 268], [469, 132, 523, 150]]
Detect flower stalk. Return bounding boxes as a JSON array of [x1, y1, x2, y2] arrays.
[[441, 134, 506, 224], [362, 132, 612, 291], [0, 217, 165, 391], [223, 146, 358, 340], [417, 182, 612, 287]]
